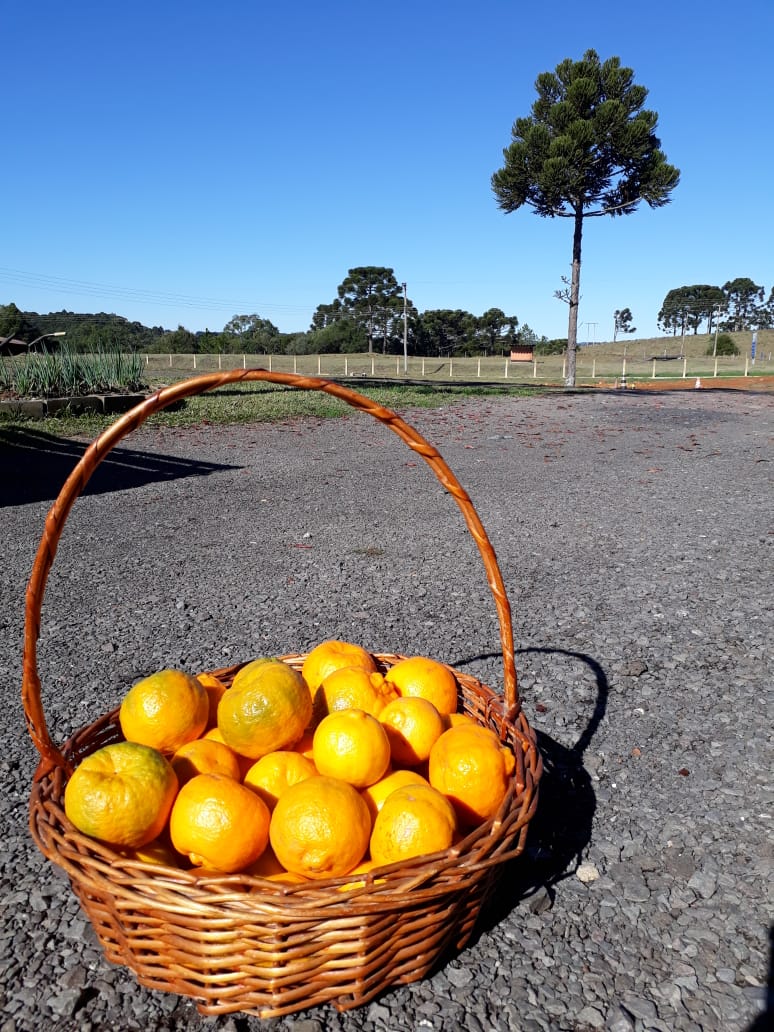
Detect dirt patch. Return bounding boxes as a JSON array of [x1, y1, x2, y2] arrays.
[[597, 375, 774, 392]]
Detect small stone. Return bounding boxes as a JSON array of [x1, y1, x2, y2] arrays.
[[576, 1004, 605, 1028], [366, 1002, 392, 1024], [605, 1007, 635, 1032], [528, 886, 553, 914], [687, 870, 717, 900], [621, 659, 648, 677], [446, 966, 474, 987], [621, 993, 659, 1023], [577, 863, 600, 884]]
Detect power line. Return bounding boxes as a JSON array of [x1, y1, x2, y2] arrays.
[[0, 266, 314, 316]]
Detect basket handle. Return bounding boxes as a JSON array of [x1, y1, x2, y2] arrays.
[[22, 370, 518, 773]]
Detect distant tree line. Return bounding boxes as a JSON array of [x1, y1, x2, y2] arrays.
[[4, 267, 770, 363], [0, 266, 539, 359], [657, 278, 773, 336]]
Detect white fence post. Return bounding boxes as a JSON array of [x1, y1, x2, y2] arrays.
[[533, 358, 537, 379], [477, 357, 481, 378], [591, 358, 596, 378], [371, 355, 375, 376], [745, 355, 749, 376], [683, 357, 687, 378], [193, 354, 197, 369], [293, 355, 297, 374], [421, 358, 425, 376], [243, 354, 246, 369], [714, 357, 718, 378], [345, 356, 348, 376], [317, 355, 321, 375], [652, 359, 656, 379], [169, 354, 172, 367], [504, 359, 509, 378]]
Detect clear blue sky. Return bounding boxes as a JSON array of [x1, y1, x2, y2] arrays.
[[3, 0, 772, 341]]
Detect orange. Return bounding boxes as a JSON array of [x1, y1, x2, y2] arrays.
[[312, 709, 391, 788], [429, 725, 516, 827], [383, 656, 459, 716], [360, 768, 429, 823], [312, 665, 397, 724], [369, 783, 457, 867], [127, 837, 183, 868], [169, 773, 271, 873], [119, 668, 209, 754], [171, 737, 242, 786], [270, 775, 371, 879], [203, 727, 254, 778], [301, 640, 378, 695], [244, 846, 308, 883], [217, 658, 312, 760], [196, 671, 228, 730], [290, 729, 316, 763], [243, 751, 317, 811], [338, 859, 387, 891], [378, 696, 445, 768], [64, 741, 178, 850], [444, 711, 479, 730]]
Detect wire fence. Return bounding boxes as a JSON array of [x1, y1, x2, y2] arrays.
[[140, 351, 772, 386]]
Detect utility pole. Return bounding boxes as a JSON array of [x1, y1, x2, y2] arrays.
[[402, 282, 408, 374]]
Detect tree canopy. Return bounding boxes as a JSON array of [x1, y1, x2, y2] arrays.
[[313, 267, 408, 354], [492, 49, 680, 385]]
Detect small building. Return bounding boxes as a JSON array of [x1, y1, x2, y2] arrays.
[[509, 343, 534, 362]]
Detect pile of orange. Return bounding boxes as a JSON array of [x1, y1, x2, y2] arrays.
[[64, 640, 518, 881]]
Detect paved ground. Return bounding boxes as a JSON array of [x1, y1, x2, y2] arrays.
[[1, 386, 772, 1032]]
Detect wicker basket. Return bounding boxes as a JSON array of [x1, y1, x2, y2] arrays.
[[23, 370, 542, 1019]]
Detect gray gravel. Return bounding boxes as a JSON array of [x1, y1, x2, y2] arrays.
[[1, 387, 772, 1032]]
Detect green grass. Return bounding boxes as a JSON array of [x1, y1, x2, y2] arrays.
[[0, 381, 537, 436]]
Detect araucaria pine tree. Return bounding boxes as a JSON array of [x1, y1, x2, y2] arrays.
[[492, 50, 680, 386]]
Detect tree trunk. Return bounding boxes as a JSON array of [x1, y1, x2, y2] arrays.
[[565, 209, 583, 387]]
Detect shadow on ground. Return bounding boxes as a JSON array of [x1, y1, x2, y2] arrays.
[[0, 426, 240, 507], [746, 925, 774, 1031], [450, 647, 607, 939]]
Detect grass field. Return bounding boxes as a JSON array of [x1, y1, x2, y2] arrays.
[[141, 328, 773, 388]]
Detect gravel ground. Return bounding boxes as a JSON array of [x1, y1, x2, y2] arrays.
[[1, 387, 772, 1032]]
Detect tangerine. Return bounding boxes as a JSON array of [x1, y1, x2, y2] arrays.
[[369, 783, 457, 867], [429, 725, 516, 827], [360, 768, 429, 823], [301, 640, 377, 695], [270, 775, 371, 879], [378, 696, 444, 767], [196, 671, 228, 730], [312, 708, 391, 788], [312, 665, 396, 724], [383, 656, 459, 716], [169, 772, 271, 873], [243, 751, 317, 811], [217, 658, 312, 760], [119, 669, 209, 754], [64, 741, 178, 850], [171, 737, 242, 786]]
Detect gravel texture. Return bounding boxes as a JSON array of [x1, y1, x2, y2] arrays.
[[1, 387, 772, 1032]]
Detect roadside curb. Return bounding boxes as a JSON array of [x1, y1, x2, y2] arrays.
[[0, 393, 148, 418]]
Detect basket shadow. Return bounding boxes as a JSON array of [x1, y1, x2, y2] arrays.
[[452, 646, 607, 942], [745, 925, 774, 1031], [0, 426, 240, 506]]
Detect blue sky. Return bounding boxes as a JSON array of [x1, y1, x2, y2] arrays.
[[3, 0, 772, 341]]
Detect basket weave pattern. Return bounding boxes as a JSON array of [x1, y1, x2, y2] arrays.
[[23, 371, 542, 1018]]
